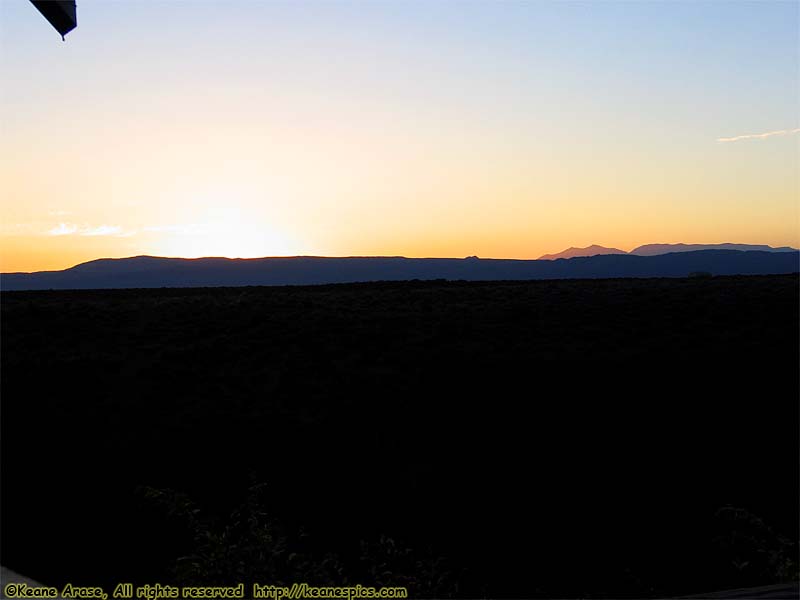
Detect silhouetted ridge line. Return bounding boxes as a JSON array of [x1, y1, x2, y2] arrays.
[[2, 250, 798, 291], [538, 242, 797, 259], [538, 244, 627, 260], [629, 242, 798, 256]]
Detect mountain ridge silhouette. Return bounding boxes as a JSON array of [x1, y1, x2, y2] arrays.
[[538, 244, 627, 260], [2, 249, 798, 290], [630, 242, 798, 256], [538, 242, 797, 260]]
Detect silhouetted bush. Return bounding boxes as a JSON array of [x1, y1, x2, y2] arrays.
[[713, 505, 799, 585], [138, 483, 459, 598], [138, 483, 345, 587], [358, 536, 460, 598]]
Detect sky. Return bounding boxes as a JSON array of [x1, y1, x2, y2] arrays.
[[1, 0, 798, 272]]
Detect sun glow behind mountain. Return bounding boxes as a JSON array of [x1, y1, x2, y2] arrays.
[[144, 203, 305, 260], [1, 0, 798, 272]]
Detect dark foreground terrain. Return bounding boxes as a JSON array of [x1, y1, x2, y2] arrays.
[[2, 275, 798, 597]]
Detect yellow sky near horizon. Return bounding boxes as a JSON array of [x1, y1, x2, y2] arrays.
[[1, 1, 798, 273]]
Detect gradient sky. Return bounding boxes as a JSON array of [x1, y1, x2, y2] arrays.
[[1, 0, 798, 272]]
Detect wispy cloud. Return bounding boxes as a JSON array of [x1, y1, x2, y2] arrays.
[[47, 223, 79, 236], [717, 128, 800, 143]]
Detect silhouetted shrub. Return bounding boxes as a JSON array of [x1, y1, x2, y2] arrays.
[[713, 505, 799, 585], [138, 483, 343, 587], [359, 536, 460, 598], [139, 483, 459, 597]]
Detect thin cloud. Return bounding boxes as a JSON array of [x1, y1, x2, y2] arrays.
[[717, 128, 800, 143], [47, 223, 78, 236]]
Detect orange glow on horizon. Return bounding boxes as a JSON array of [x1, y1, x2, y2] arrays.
[[2, 1, 798, 274]]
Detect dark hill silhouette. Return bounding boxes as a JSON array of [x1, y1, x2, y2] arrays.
[[2, 250, 798, 290], [630, 242, 797, 256], [538, 244, 626, 260]]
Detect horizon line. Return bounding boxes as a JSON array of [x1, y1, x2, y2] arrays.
[[3, 243, 799, 275]]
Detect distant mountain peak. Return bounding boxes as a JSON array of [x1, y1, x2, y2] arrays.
[[537, 242, 798, 261], [538, 245, 627, 260], [630, 243, 798, 256]]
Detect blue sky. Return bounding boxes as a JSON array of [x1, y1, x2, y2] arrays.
[[1, 1, 798, 270]]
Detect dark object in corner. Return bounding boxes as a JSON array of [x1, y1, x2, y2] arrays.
[[30, 1, 77, 39]]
